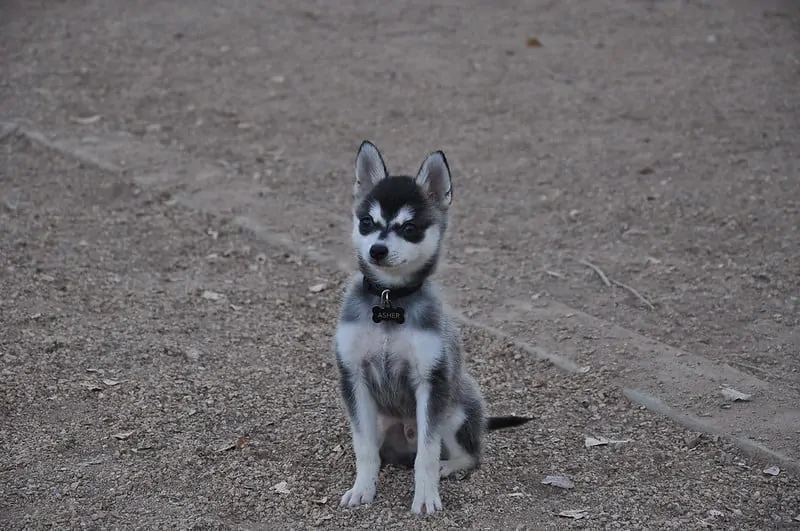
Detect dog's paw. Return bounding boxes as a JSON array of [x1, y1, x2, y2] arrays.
[[339, 484, 376, 508], [411, 486, 442, 515], [439, 460, 460, 478], [439, 458, 474, 479]]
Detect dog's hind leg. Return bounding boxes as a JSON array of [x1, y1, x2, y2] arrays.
[[439, 403, 482, 478], [439, 376, 485, 478]]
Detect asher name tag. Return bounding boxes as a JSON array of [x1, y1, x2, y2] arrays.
[[372, 306, 406, 324], [371, 287, 406, 324]]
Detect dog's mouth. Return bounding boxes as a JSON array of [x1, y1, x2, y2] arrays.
[[368, 256, 407, 269]]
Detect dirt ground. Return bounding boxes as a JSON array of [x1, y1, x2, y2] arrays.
[[1, 0, 799, 529]]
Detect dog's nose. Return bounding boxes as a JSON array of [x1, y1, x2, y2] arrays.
[[369, 244, 389, 261]]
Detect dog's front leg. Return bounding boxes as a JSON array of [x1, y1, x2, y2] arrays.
[[340, 375, 381, 507], [411, 381, 443, 515]]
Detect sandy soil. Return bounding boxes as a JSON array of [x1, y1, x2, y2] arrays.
[[2, 0, 799, 529]]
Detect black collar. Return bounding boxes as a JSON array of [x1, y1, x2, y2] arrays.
[[362, 276, 424, 300]]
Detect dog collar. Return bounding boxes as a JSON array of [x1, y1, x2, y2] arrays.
[[362, 277, 424, 300], [362, 277, 423, 324]]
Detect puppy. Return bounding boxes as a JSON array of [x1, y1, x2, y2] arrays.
[[333, 141, 530, 515]]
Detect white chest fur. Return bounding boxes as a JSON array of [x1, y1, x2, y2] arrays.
[[336, 322, 443, 379]]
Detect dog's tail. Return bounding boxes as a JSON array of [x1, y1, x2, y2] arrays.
[[487, 415, 533, 431]]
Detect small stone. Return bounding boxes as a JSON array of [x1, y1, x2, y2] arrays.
[[201, 290, 224, 301], [270, 481, 290, 494], [185, 348, 201, 362]]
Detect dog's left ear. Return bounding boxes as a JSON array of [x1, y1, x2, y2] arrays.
[[415, 151, 453, 208]]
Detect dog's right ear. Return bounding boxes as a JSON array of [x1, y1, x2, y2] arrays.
[[354, 141, 388, 201]]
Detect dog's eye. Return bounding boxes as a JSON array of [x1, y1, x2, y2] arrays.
[[359, 217, 374, 232], [400, 223, 418, 237]]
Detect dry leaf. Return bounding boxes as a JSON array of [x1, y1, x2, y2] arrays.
[[102, 378, 120, 386], [202, 290, 224, 301], [236, 436, 249, 449], [132, 444, 153, 453], [526, 37, 542, 47], [721, 388, 751, 402], [763, 465, 780, 476], [270, 481, 291, 494], [314, 496, 328, 505], [308, 283, 327, 293], [557, 509, 588, 519], [542, 475, 574, 489], [217, 441, 236, 453], [69, 115, 102, 125], [585, 435, 631, 447], [113, 431, 134, 440]]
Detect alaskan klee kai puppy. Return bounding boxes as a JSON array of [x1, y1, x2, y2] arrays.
[[333, 141, 530, 515]]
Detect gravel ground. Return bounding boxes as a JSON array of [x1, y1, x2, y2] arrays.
[[2, 131, 799, 530], [2, 0, 799, 528]]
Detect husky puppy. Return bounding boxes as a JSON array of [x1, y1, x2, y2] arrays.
[[333, 141, 530, 515]]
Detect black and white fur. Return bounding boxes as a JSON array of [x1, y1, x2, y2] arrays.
[[333, 141, 530, 515]]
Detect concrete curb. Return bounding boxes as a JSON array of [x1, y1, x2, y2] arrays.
[[624, 389, 800, 475]]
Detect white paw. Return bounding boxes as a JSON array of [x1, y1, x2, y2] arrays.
[[411, 485, 442, 515], [339, 484, 376, 508]]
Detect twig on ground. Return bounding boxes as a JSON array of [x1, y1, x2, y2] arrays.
[[579, 259, 611, 287], [611, 279, 655, 310], [579, 258, 655, 310]]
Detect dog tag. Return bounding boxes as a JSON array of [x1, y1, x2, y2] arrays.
[[372, 289, 406, 324], [372, 305, 405, 324]]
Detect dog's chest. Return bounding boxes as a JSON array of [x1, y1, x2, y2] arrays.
[[336, 321, 442, 417], [336, 321, 424, 366]]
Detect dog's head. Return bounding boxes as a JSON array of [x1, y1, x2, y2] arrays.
[[351, 141, 453, 288]]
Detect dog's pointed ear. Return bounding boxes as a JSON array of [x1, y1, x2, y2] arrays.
[[354, 141, 388, 200], [415, 150, 452, 208]]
